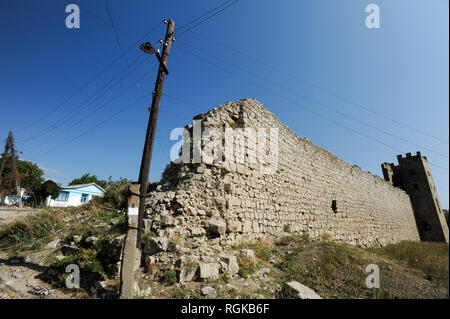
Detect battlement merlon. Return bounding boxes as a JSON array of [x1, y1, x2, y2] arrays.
[[381, 162, 395, 184], [396, 151, 425, 163]]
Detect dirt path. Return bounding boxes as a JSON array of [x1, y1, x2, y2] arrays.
[[0, 251, 73, 299], [0, 207, 41, 224]]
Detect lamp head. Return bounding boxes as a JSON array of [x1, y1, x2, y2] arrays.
[[140, 42, 155, 54]]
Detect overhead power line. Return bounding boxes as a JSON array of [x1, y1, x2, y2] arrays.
[[175, 0, 240, 38], [22, 0, 240, 160], [26, 0, 237, 144], [15, 19, 163, 135], [175, 40, 448, 159], [105, 0, 151, 105], [18, 54, 147, 144], [173, 45, 448, 173], [184, 29, 449, 145], [30, 91, 153, 160], [22, 64, 156, 152], [175, 0, 236, 33]]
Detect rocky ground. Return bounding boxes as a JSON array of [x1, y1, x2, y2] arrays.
[[0, 206, 448, 299], [0, 250, 73, 299]]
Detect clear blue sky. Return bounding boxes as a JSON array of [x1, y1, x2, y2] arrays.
[[0, 0, 448, 207]]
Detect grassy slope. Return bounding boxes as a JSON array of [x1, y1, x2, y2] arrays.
[[239, 235, 449, 299], [0, 205, 126, 298], [0, 207, 448, 299]]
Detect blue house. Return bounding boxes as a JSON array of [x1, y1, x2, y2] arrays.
[[46, 183, 105, 207]]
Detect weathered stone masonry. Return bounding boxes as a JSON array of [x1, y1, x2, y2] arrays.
[[382, 153, 449, 242], [142, 98, 423, 259]]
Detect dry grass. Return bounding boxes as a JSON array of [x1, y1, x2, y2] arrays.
[[0, 208, 70, 252], [0, 206, 126, 254], [237, 255, 255, 270], [235, 238, 273, 262], [375, 241, 449, 284], [241, 235, 449, 299]]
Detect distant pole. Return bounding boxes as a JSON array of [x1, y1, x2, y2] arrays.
[[0, 132, 22, 208], [0, 136, 10, 183], [9, 132, 23, 208], [119, 18, 174, 299]]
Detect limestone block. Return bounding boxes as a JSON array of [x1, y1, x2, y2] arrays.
[[44, 239, 61, 250], [252, 221, 260, 233], [284, 281, 322, 299], [226, 220, 242, 233], [143, 237, 169, 255], [188, 227, 206, 237], [206, 219, 227, 236], [143, 219, 152, 233], [219, 254, 239, 275], [178, 265, 198, 283], [213, 196, 226, 208], [201, 286, 217, 298], [242, 220, 252, 233], [198, 262, 220, 280]]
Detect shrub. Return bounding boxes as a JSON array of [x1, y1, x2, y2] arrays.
[[69, 173, 108, 189], [91, 183, 129, 210], [228, 121, 238, 128], [163, 269, 177, 285], [42, 247, 105, 293], [29, 180, 60, 205], [238, 268, 248, 279], [190, 292, 203, 299], [320, 232, 331, 241], [237, 255, 255, 270], [141, 231, 158, 246], [171, 288, 188, 299], [221, 273, 231, 283]]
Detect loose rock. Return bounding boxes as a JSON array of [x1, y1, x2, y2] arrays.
[[44, 239, 61, 250], [201, 286, 217, 298], [283, 281, 322, 299]]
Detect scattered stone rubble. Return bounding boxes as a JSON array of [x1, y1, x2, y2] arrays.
[[27, 284, 53, 297]]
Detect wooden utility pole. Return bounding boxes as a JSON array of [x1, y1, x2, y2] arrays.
[[9, 133, 23, 208], [0, 143, 9, 181], [137, 18, 175, 247], [0, 132, 13, 181], [0, 131, 23, 208], [119, 19, 174, 299]]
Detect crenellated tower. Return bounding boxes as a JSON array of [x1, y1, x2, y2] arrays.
[[382, 152, 449, 242]]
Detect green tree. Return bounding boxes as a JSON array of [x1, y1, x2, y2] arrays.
[[30, 180, 60, 205], [90, 176, 130, 210], [105, 176, 129, 189], [0, 156, 44, 193], [41, 180, 60, 199], [69, 173, 107, 189]]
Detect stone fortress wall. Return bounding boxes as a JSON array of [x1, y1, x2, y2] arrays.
[[143, 98, 420, 256]]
